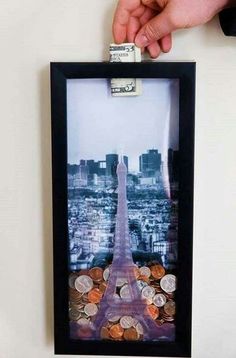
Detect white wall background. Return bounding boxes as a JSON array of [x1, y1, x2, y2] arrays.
[[0, 1, 236, 357]]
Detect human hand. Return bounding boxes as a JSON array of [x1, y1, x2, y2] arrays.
[[113, 0, 232, 58]]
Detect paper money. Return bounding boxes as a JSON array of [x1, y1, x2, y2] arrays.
[[109, 43, 142, 96]]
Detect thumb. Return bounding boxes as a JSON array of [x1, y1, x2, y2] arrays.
[[135, 8, 176, 48]]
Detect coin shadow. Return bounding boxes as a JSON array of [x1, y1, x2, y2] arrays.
[[39, 65, 54, 346]]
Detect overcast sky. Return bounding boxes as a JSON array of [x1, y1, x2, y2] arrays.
[[67, 78, 179, 172]]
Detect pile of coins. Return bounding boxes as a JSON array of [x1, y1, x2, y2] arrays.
[[69, 264, 176, 340]]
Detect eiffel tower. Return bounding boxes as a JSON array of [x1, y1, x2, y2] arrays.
[[92, 158, 174, 340]]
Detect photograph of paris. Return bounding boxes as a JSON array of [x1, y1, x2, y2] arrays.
[[67, 78, 179, 341]]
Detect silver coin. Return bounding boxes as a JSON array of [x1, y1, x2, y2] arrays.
[[69, 273, 78, 289], [135, 322, 144, 335], [153, 293, 167, 307], [120, 284, 131, 300], [84, 303, 98, 316], [103, 267, 110, 281], [108, 314, 121, 323], [120, 315, 134, 329], [139, 266, 151, 278], [141, 285, 155, 300], [116, 277, 128, 287], [137, 280, 148, 291], [77, 317, 90, 326], [69, 308, 81, 321], [74, 275, 93, 293], [160, 274, 176, 293]]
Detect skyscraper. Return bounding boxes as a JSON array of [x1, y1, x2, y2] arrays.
[[139, 149, 161, 177], [106, 154, 128, 177]]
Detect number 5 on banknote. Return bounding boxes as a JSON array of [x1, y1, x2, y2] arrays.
[[51, 62, 195, 357]]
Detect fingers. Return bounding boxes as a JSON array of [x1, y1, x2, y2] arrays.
[[135, 6, 176, 48], [147, 41, 161, 58], [127, 16, 141, 43], [159, 33, 172, 53], [112, 0, 142, 43]]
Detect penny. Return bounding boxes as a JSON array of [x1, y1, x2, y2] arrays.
[[69, 273, 78, 289], [84, 303, 98, 316], [153, 293, 167, 307], [99, 281, 107, 293], [120, 316, 134, 329], [69, 308, 81, 321], [100, 326, 110, 340], [88, 288, 103, 304], [133, 265, 140, 279], [89, 267, 103, 282], [142, 285, 155, 300], [139, 266, 151, 278], [160, 274, 176, 293], [78, 269, 90, 276], [123, 327, 139, 341], [75, 275, 93, 293], [146, 304, 159, 320], [109, 324, 124, 339], [150, 265, 165, 279], [103, 267, 110, 281], [120, 284, 131, 299], [164, 300, 176, 316]]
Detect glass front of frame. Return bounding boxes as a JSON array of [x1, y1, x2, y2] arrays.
[[67, 78, 179, 342]]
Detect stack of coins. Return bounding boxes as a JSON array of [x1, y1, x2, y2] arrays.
[[68, 264, 176, 340]]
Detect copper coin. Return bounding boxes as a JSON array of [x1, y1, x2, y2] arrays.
[[89, 267, 103, 282], [139, 275, 150, 284], [88, 288, 103, 303], [99, 281, 107, 293], [109, 324, 124, 339], [133, 265, 140, 279], [100, 327, 110, 340], [164, 300, 176, 316], [123, 327, 139, 341], [150, 265, 165, 279], [146, 304, 159, 320], [78, 269, 90, 276]]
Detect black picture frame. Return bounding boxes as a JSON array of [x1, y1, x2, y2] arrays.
[[51, 62, 195, 357]]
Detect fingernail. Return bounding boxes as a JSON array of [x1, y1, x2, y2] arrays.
[[135, 34, 149, 48]]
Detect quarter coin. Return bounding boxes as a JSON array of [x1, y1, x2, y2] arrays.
[[120, 284, 131, 299], [75, 275, 93, 293], [153, 293, 167, 307], [139, 266, 151, 278], [141, 285, 155, 300], [84, 303, 98, 317], [103, 267, 110, 281], [160, 274, 176, 293], [120, 316, 134, 329]]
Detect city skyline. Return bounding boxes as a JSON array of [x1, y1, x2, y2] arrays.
[[67, 78, 179, 172], [68, 148, 165, 174]]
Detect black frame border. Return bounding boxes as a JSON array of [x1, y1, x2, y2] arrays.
[[51, 62, 195, 357]]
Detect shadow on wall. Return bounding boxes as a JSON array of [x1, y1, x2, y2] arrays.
[[102, 1, 115, 60], [39, 65, 53, 346]]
